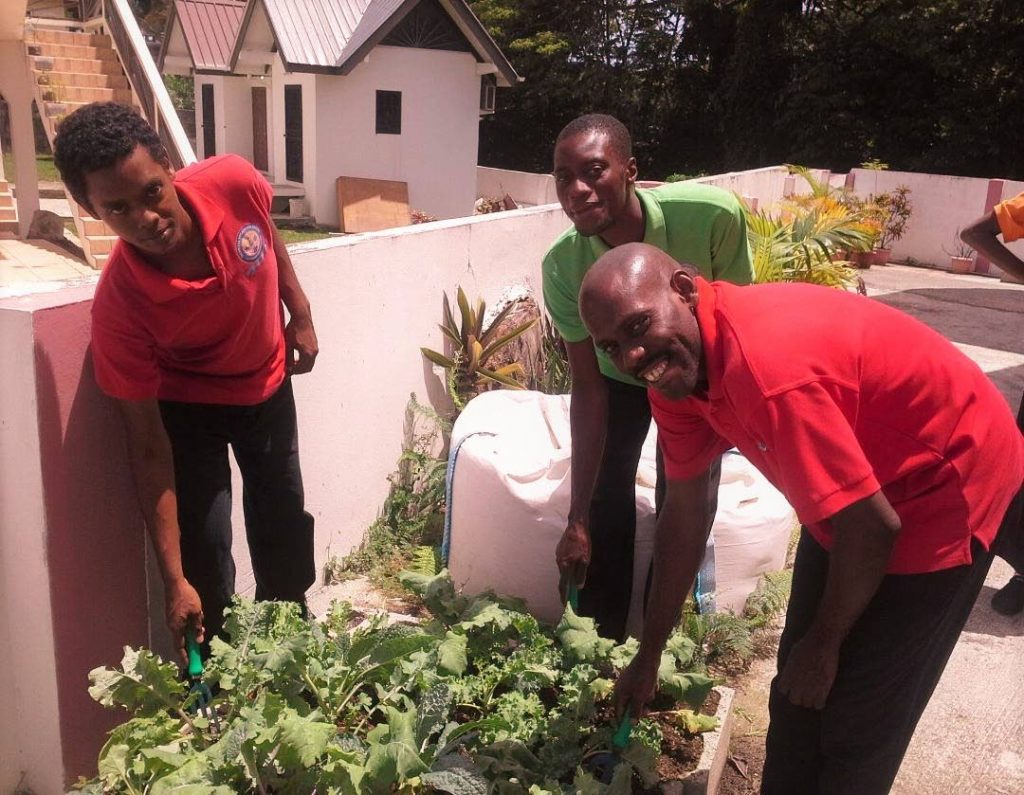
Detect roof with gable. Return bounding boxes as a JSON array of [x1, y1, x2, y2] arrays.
[[165, 0, 247, 72], [163, 0, 519, 86]]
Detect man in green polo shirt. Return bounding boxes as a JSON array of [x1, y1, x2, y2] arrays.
[[545, 113, 753, 640]]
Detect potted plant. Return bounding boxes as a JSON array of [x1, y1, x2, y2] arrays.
[[944, 230, 976, 274], [868, 186, 912, 265]]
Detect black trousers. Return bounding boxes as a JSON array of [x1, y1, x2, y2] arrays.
[[993, 391, 1024, 573], [761, 530, 996, 795], [159, 378, 316, 641]]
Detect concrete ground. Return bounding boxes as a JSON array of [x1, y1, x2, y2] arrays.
[[864, 264, 1024, 795]]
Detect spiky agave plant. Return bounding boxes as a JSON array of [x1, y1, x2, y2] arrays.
[[421, 287, 538, 408]]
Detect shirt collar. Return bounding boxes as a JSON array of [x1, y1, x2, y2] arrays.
[[694, 277, 725, 401], [115, 178, 227, 304], [585, 187, 667, 258]]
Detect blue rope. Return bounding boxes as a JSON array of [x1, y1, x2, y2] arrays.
[[441, 431, 494, 563]]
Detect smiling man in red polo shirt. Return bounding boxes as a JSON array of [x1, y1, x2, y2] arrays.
[[581, 243, 1024, 794], [53, 103, 318, 663]]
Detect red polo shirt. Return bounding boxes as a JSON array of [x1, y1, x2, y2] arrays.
[[91, 154, 286, 405], [651, 279, 1024, 574]]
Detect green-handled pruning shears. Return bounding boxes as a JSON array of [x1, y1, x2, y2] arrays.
[[185, 628, 220, 735]]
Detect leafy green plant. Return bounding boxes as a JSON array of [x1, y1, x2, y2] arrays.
[[77, 570, 719, 794]]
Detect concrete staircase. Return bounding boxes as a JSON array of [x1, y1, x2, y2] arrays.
[[0, 180, 18, 236], [26, 26, 129, 268]]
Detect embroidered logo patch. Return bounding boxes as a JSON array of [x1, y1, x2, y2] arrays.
[[236, 223, 266, 275]]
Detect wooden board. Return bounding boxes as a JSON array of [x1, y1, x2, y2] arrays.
[[336, 176, 410, 233]]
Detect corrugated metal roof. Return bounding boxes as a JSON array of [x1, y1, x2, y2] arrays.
[[338, 0, 407, 67], [174, 0, 247, 71], [261, 0, 375, 69]]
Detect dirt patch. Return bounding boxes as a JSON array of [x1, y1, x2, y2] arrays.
[[718, 733, 766, 794]]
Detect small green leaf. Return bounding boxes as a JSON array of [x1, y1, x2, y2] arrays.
[[675, 708, 719, 735], [438, 631, 468, 675]]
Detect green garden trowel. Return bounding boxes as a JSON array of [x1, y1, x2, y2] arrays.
[[582, 711, 634, 783]]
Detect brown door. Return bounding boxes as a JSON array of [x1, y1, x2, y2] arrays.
[[251, 86, 268, 172]]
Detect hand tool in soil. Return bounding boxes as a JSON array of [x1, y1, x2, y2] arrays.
[[185, 628, 220, 735], [581, 711, 633, 783]]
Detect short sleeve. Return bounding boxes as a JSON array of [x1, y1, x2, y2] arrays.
[[755, 382, 880, 523], [709, 196, 754, 285], [650, 392, 731, 479], [994, 193, 1024, 243], [91, 293, 160, 401], [542, 250, 589, 343]]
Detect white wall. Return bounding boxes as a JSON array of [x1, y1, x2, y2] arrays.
[[312, 46, 480, 226], [0, 305, 63, 795], [477, 165, 558, 207], [847, 169, 993, 268]]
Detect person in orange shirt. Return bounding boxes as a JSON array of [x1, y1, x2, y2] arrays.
[[961, 191, 1024, 615]]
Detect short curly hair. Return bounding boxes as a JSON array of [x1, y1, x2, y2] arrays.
[[53, 102, 168, 214], [555, 114, 633, 161]]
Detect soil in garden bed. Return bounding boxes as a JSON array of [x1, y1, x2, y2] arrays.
[[592, 689, 721, 790], [650, 689, 721, 782]]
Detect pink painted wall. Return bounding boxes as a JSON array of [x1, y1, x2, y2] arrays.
[[31, 300, 149, 784]]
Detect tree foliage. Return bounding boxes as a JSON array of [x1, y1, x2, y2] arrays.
[[473, 0, 1024, 180]]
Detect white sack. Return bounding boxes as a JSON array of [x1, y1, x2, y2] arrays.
[[447, 390, 795, 633]]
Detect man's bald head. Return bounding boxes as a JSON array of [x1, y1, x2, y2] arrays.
[[579, 243, 704, 399]]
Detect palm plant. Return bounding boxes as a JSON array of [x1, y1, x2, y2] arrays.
[[747, 195, 876, 290], [421, 287, 538, 409]]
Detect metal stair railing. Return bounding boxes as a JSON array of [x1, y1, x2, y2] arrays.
[[101, 0, 196, 169]]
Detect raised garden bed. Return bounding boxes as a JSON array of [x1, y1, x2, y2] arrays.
[[75, 569, 738, 794]]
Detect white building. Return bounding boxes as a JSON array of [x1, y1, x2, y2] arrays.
[[160, 0, 519, 226]]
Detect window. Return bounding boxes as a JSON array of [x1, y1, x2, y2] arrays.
[[376, 90, 401, 135], [480, 75, 496, 115]]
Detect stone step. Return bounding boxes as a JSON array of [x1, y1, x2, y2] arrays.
[[90, 252, 110, 269], [39, 85, 133, 104], [0, 220, 19, 234], [0, 207, 17, 221], [42, 100, 90, 120], [81, 218, 110, 236], [36, 70, 129, 90], [0, 180, 8, 193], [32, 55, 111, 75], [26, 42, 119, 62], [0, 193, 14, 208], [25, 29, 112, 48], [86, 235, 119, 255]]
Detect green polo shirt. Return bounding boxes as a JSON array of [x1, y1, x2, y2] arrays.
[[542, 181, 754, 386]]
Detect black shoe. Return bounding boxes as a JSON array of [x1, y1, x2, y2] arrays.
[[991, 574, 1024, 616]]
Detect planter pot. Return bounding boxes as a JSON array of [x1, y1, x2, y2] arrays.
[[850, 251, 873, 269], [661, 686, 736, 795], [950, 256, 975, 274], [872, 248, 892, 266]]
